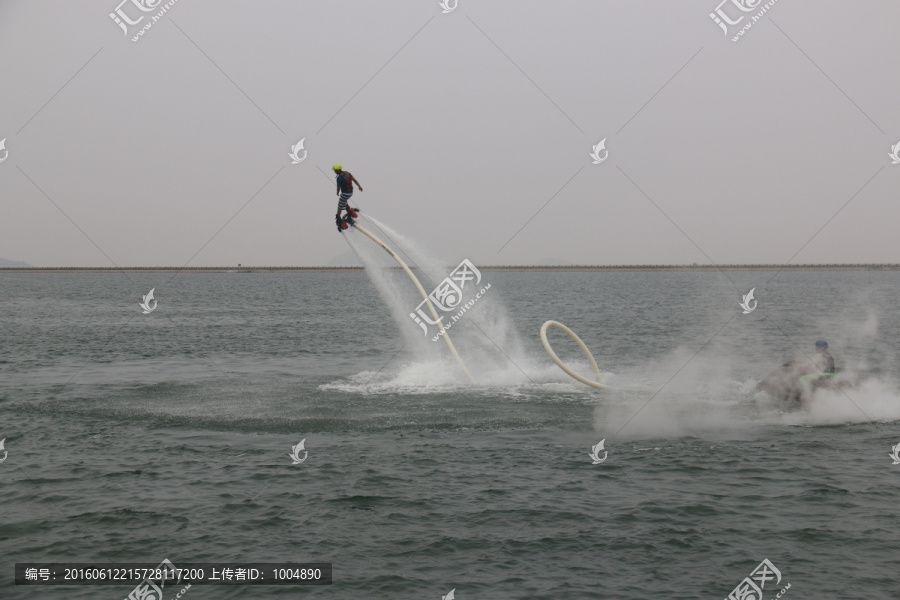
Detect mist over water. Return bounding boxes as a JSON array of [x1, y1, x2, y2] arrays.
[[592, 310, 900, 439]]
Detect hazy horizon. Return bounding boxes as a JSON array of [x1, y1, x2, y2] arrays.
[[2, 1, 898, 268]]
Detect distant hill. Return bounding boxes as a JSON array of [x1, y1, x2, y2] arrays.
[[0, 258, 31, 267]]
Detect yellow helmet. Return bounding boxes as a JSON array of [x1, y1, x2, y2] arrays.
[[332, 163, 342, 171]]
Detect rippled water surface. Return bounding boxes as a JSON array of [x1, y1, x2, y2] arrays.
[[1, 269, 899, 599]]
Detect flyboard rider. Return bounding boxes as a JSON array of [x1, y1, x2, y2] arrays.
[[333, 163, 363, 232]]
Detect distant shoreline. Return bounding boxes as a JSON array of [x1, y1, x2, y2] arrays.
[[2, 264, 899, 273]]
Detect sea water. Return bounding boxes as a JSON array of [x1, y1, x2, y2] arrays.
[[1, 269, 898, 599]]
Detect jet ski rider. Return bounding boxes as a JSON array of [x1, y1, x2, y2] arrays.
[[798, 339, 835, 396]]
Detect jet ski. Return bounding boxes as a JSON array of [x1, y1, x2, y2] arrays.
[[757, 360, 853, 404]]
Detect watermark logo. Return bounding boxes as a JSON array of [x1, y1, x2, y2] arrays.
[[409, 259, 492, 342], [889, 142, 900, 165], [0, 439, 7, 464], [0, 138, 8, 163], [289, 439, 308, 464], [724, 559, 790, 600], [109, 0, 156, 35], [710, 0, 779, 42], [589, 439, 607, 464], [289, 138, 307, 164], [590, 138, 608, 164], [889, 442, 900, 465], [740, 287, 757, 314], [709, 0, 756, 35], [442, 589, 456, 600], [173, 582, 192, 600], [125, 558, 177, 600], [139, 288, 157, 314], [439, 0, 458, 14], [110, 0, 181, 42]]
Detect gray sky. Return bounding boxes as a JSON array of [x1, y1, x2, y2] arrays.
[[1, 0, 898, 267]]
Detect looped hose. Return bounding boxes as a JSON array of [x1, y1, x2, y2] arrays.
[[540, 320, 607, 389]]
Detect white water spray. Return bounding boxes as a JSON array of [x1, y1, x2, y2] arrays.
[[341, 213, 547, 387], [360, 215, 534, 375], [351, 220, 473, 382]]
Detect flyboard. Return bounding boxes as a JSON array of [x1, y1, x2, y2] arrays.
[[540, 320, 608, 389], [346, 212, 476, 383]]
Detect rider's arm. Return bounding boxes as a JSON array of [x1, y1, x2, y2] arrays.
[[351, 175, 363, 191]]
